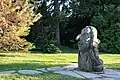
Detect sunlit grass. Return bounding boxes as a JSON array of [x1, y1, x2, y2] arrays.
[[100, 54, 120, 69], [0, 73, 87, 80], [0, 53, 78, 71], [0, 53, 86, 80], [0, 52, 120, 80], [0, 53, 120, 71]]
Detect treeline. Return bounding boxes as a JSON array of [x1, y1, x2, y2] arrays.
[[0, 0, 120, 53]]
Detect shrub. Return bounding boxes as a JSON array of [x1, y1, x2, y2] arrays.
[[42, 43, 61, 53], [91, 5, 120, 53], [34, 39, 61, 53]]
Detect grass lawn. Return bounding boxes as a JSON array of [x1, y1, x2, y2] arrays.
[[0, 52, 120, 80], [0, 73, 86, 80], [0, 53, 78, 71]]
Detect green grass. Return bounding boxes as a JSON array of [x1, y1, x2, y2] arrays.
[[0, 73, 87, 80], [0, 53, 86, 80], [0, 53, 120, 71], [0, 52, 120, 80], [59, 46, 78, 53], [0, 53, 78, 71], [100, 54, 120, 69]]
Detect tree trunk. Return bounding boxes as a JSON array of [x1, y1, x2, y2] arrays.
[[54, 0, 61, 46], [56, 23, 60, 46]]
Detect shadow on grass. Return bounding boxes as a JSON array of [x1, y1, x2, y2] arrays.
[[59, 46, 78, 53], [104, 63, 120, 70], [0, 73, 86, 80], [0, 62, 69, 71], [29, 46, 78, 54], [18, 73, 86, 80], [0, 54, 25, 57]]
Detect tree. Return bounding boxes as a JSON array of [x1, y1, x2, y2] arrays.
[[92, 4, 120, 53], [60, 0, 101, 48], [0, 0, 41, 52], [64, 0, 120, 53], [27, 0, 71, 53]]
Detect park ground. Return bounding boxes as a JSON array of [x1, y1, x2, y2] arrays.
[[0, 47, 120, 80]]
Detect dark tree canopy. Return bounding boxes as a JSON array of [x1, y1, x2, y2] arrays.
[[27, 0, 71, 53], [61, 0, 120, 53], [27, 0, 120, 53]]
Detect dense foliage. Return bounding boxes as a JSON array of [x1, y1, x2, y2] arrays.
[[60, 0, 120, 53], [92, 4, 120, 53], [1, 0, 120, 53], [0, 0, 41, 52], [28, 0, 71, 53]]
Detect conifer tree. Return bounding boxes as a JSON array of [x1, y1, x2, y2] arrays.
[[0, 0, 41, 51]]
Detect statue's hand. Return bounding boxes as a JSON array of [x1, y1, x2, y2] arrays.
[[93, 39, 100, 47], [76, 34, 81, 40]]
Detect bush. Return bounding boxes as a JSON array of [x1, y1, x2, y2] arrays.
[[34, 39, 61, 53], [42, 43, 61, 53], [91, 5, 120, 53]]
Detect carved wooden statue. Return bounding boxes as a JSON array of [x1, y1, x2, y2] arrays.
[[76, 26, 103, 72]]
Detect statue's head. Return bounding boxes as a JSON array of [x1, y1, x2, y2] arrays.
[[76, 26, 92, 40], [81, 26, 92, 34], [76, 26, 98, 42]]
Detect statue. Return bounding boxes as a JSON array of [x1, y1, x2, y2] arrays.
[[76, 26, 103, 72]]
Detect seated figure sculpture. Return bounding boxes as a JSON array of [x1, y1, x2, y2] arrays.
[[76, 26, 103, 72]]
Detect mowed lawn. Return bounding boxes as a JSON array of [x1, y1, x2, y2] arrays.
[[0, 53, 78, 71], [0, 53, 120, 80]]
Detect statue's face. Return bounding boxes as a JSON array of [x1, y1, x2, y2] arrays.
[[76, 26, 92, 40], [80, 27, 93, 44]]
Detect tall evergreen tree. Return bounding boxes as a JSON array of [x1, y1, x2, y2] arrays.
[[0, 0, 41, 52]]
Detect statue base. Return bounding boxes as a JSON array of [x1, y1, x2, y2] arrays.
[[78, 51, 104, 72]]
